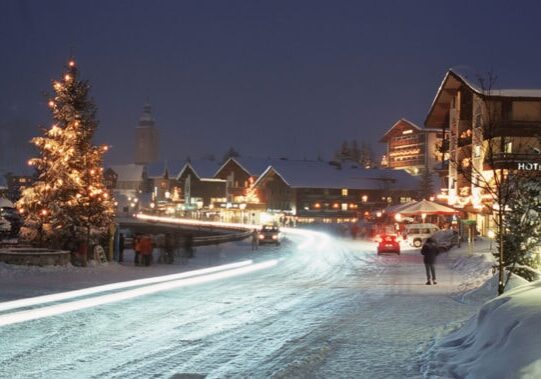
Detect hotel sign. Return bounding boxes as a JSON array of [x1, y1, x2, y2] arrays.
[[517, 162, 541, 171]]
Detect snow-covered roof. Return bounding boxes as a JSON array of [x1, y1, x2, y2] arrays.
[[109, 164, 145, 182], [426, 68, 541, 128], [253, 160, 420, 190], [451, 68, 541, 98], [214, 157, 272, 178], [175, 159, 221, 180], [200, 178, 226, 183], [379, 118, 441, 142]]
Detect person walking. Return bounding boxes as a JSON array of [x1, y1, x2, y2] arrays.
[[133, 233, 141, 266], [118, 233, 125, 263], [421, 237, 439, 285], [184, 234, 194, 258], [251, 228, 259, 250], [163, 233, 175, 264], [140, 234, 154, 266]]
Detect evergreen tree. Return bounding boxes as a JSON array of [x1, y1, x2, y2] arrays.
[[17, 59, 115, 248], [359, 141, 375, 168], [351, 139, 360, 163], [334, 141, 351, 163], [500, 177, 541, 281], [418, 166, 434, 200]]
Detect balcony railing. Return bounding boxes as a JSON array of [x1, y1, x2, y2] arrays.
[[484, 152, 541, 170], [483, 120, 541, 138], [390, 159, 425, 168]]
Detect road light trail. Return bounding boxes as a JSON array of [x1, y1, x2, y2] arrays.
[[0, 259, 278, 327], [0, 216, 325, 315], [0, 260, 254, 313]]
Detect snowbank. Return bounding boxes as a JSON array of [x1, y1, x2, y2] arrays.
[[422, 272, 541, 378]]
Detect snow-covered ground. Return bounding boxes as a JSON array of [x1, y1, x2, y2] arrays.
[[0, 228, 538, 378]]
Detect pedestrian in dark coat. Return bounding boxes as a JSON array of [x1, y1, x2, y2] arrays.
[[163, 233, 175, 264], [133, 233, 142, 266], [118, 233, 125, 263], [184, 234, 194, 258], [421, 237, 439, 285], [251, 228, 259, 250]]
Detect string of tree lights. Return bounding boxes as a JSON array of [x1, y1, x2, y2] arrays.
[[16, 59, 115, 251]]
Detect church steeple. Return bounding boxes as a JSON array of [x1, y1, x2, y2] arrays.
[[134, 103, 158, 165]]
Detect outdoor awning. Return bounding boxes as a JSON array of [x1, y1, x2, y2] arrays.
[[395, 199, 460, 216], [384, 201, 418, 215]]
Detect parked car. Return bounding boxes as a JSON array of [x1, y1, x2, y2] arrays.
[[258, 224, 282, 245], [403, 223, 440, 248], [0, 216, 11, 238], [431, 229, 460, 252], [377, 234, 400, 255]]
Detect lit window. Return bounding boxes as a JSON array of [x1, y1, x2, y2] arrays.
[[504, 141, 513, 154], [474, 145, 481, 158], [361, 195, 368, 202], [341, 188, 348, 196]]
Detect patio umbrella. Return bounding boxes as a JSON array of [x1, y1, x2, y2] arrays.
[[384, 200, 417, 215], [396, 199, 460, 216]]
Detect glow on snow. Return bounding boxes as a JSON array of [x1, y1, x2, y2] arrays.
[[0, 260, 254, 313], [0, 259, 278, 327], [0, 216, 328, 327]]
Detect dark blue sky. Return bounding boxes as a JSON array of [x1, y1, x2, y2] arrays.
[[2, 0, 541, 166]]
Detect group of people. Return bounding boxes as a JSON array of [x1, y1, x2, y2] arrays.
[[278, 216, 296, 228], [118, 232, 195, 267], [132, 233, 154, 266]]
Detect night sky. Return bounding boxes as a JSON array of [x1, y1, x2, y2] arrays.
[[2, 0, 541, 167]]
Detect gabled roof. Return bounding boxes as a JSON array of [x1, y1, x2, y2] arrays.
[[253, 160, 419, 190], [379, 118, 441, 143], [215, 157, 296, 178], [425, 68, 541, 129], [215, 157, 258, 178], [175, 159, 221, 180], [109, 164, 145, 182]]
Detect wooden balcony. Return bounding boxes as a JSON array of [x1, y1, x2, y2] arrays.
[[389, 159, 425, 168], [483, 120, 541, 138], [483, 152, 541, 170]]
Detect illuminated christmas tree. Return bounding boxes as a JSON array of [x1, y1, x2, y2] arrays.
[[17, 59, 115, 248]]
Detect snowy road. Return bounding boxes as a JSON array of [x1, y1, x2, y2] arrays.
[[0, 229, 479, 378]]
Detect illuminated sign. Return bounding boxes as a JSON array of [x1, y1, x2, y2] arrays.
[[517, 162, 541, 171]]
